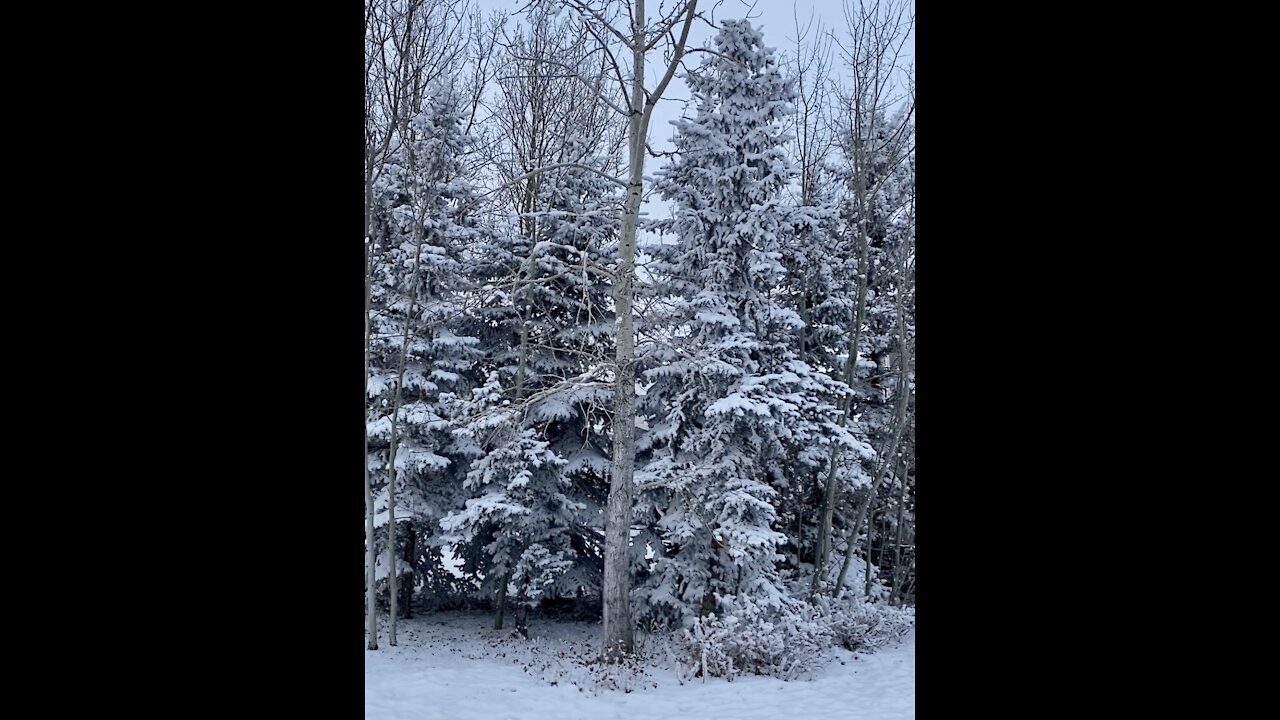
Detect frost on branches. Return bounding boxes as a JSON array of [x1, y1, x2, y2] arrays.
[[367, 84, 484, 613], [441, 372, 580, 635], [635, 20, 853, 631], [361, 3, 917, 674]]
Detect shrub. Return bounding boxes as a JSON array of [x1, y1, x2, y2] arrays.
[[679, 597, 830, 681], [679, 595, 916, 681]]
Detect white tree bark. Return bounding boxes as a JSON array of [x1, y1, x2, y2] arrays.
[[609, 0, 696, 661], [527, 0, 697, 661], [365, 218, 379, 651], [812, 0, 914, 597], [384, 93, 432, 644], [365, 0, 480, 648], [384, 217, 428, 644], [501, 0, 696, 658], [834, 230, 912, 598]]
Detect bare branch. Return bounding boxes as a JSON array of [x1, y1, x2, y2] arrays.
[[481, 162, 628, 199], [639, 0, 697, 142], [563, 0, 637, 49], [645, 141, 676, 158], [642, 0, 696, 51], [508, 53, 631, 117]]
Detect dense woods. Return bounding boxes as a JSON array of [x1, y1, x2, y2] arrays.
[[365, 0, 915, 674]]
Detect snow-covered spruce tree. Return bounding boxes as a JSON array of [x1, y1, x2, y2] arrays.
[[520, 153, 621, 611], [440, 372, 579, 638], [777, 132, 862, 573], [634, 20, 852, 630], [449, 154, 620, 630], [777, 177, 867, 576], [448, 154, 621, 632], [367, 83, 483, 618], [451, 12, 625, 631]]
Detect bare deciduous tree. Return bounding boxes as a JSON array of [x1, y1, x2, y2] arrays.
[[483, 5, 625, 632], [365, 0, 475, 648], [834, 197, 913, 598], [526, 0, 700, 660], [810, 0, 914, 597]]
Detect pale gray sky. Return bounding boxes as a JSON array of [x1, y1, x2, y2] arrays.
[[468, 0, 913, 233], [471, 0, 914, 154]]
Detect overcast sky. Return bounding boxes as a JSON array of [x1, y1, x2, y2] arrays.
[[472, 0, 913, 150], [466, 0, 913, 233]]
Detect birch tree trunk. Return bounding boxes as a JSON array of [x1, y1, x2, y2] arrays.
[[385, 141, 429, 645], [516, 0, 696, 659], [599, 0, 696, 661], [602, 111, 641, 660], [364, 0, 396, 656], [890, 456, 907, 606], [363, 79, 377, 641], [835, 249, 912, 598], [365, 201, 379, 651]]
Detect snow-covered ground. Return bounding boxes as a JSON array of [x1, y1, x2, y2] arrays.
[[365, 612, 914, 719]]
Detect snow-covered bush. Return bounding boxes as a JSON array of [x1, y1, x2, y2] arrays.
[[679, 597, 830, 681], [680, 614, 736, 680], [677, 594, 916, 681], [810, 595, 915, 651], [855, 601, 915, 650]]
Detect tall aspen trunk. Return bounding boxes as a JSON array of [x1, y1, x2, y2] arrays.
[[557, 0, 696, 662], [601, 157, 640, 659], [386, 154, 427, 646], [600, 1, 647, 661], [891, 458, 907, 606], [835, 260, 910, 598], [811, 232, 870, 595], [365, 180, 379, 651]]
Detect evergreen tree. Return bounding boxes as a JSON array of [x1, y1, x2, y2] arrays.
[[521, 152, 621, 607], [454, 11, 626, 627], [635, 20, 851, 626], [367, 84, 483, 616], [440, 372, 579, 637]]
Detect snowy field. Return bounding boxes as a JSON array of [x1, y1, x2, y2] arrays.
[[365, 612, 914, 719]]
